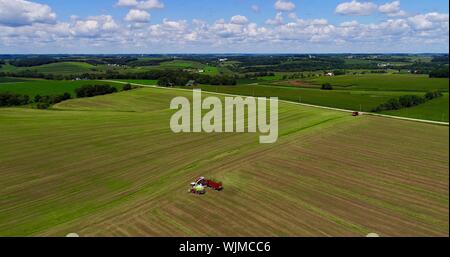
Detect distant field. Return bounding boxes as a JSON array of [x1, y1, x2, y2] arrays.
[[0, 64, 19, 73], [195, 84, 419, 112], [305, 74, 449, 92], [112, 79, 450, 122], [0, 62, 95, 75], [0, 79, 123, 97], [383, 94, 449, 122], [0, 77, 27, 83], [160, 60, 204, 69], [259, 74, 284, 81], [159, 60, 222, 75], [31, 62, 94, 75], [0, 88, 447, 236]]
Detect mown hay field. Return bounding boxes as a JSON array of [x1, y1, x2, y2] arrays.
[[0, 88, 448, 236]]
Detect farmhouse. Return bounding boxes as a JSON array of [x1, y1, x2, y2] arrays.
[[325, 72, 334, 76], [377, 63, 390, 68]]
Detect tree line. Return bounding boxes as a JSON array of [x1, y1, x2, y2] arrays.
[[8, 57, 58, 67], [0, 84, 130, 109], [429, 68, 449, 78], [0, 69, 238, 85], [157, 72, 237, 87], [372, 91, 444, 112]]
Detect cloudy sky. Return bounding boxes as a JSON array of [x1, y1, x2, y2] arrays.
[[0, 0, 448, 53]]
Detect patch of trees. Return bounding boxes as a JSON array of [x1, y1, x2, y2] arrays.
[[75, 84, 118, 98], [431, 55, 449, 64], [331, 70, 346, 76], [34, 93, 72, 109], [372, 91, 443, 112], [0, 91, 73, 109], [0, 60, 5, 67], [370, 70, 388, 73], [429, 68, 449, 78], [243, 72, 275, 79], [425, 90, 444, 100], [158, 73, 236, 87], [0, 92, 30, 107], [123, 83, 133, 91], [405, 62, 447, 75], [365, 57, 409, 63], [321, 83, 333, 90], [228, 56, 287, 67], [9, 57, 57, 67], [196, 75, 237, 85]]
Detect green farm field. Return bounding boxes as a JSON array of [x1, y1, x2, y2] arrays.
[[0, 77, 27, 83], [0, 62, 95, 75], [0, 79, 124, 97], [214, 73, 449, 122], [383, 94, 449, 122], [159, 60, 223, 75], [305, 74, 449, 92], [195, 84, 421, 113], [0, 88, 448, 236], [114, 77, 449, 122]]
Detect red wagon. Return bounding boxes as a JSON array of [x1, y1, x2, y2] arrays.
[[205, 180, 223, 191], [195, 177, 223, 191]]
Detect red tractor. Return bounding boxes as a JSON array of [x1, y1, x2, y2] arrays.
[[352, 111, 360, 116]]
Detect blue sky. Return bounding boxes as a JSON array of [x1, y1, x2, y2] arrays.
[[0, 0, 448, 53]]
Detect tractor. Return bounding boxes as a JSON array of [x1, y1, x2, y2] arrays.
[[189, 183, 206, 194], [189, 177, 223, 194], [195, 177, 223, 191]]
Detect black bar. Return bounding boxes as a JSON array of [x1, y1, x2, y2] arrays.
[[2, 237, 448, 256]]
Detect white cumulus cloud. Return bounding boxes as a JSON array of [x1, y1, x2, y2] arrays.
[[0, 0, 56, 27], [266, 12, 284, 25], [274, 0, 296, 12], [379, 1, 406, 17], [230, 15, 249, 25], [116, 0, 163, 10], [335, 0, 377, 16], [125, 9, 151, 23], [71, 15, 119, 37]]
